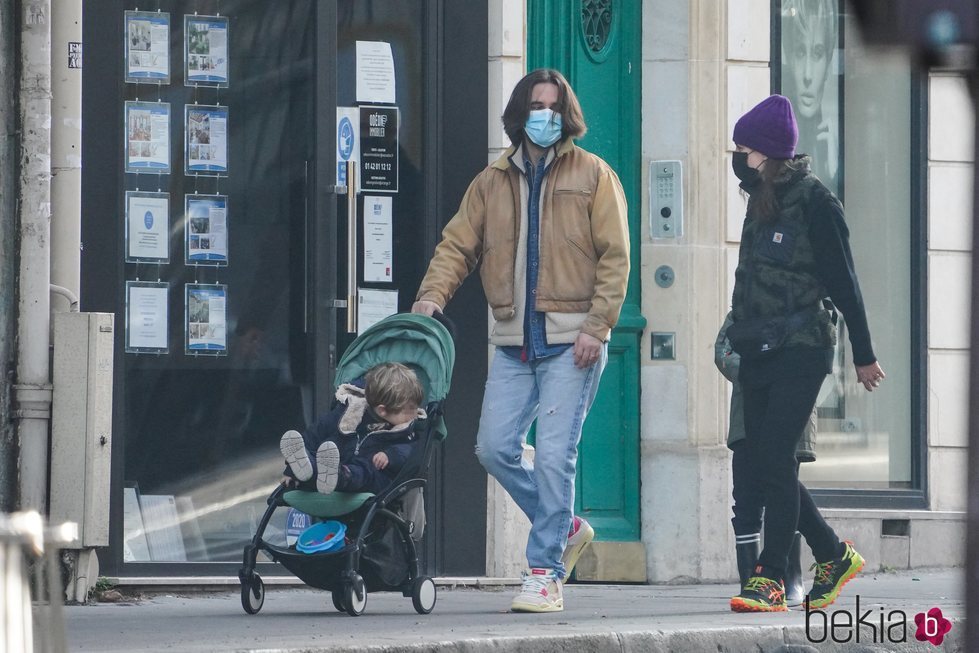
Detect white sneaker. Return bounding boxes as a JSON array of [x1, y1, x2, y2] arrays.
[[510, 568, 563, 613], [280, 430, 312, 482], [561, 516, 595, 578], [315, 441, 340, 494]]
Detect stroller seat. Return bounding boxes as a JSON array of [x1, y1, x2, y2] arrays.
[[283, 490, 374, 519]]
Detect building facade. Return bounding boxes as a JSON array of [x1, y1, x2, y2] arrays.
[[0, 0, 969, 591], [485, 0, 970, 582]]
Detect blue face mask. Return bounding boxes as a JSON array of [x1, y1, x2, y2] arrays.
[[524, 109, 563, 148]]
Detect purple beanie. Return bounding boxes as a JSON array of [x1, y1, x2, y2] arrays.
[[733, 95, 798, 159]]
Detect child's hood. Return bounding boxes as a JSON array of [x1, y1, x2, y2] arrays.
[[335, 382, 426, 435]]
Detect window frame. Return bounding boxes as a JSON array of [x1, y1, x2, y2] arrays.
[[770, 0, 929, 509]]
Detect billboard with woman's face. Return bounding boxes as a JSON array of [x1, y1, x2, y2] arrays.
[[779, 0, 842, 198]]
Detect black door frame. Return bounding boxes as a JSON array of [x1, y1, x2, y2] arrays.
[[84, 0, 489, 578]]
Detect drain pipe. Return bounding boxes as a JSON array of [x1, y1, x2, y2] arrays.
[[15, 0, 53, 513], [50, 0, 82, 316]]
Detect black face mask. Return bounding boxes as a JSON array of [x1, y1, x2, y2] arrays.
[[732, 151, 760, 185]]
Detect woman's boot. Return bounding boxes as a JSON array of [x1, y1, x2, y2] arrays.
[[784, 531, 804, 605], [735, 532, 761, 585]]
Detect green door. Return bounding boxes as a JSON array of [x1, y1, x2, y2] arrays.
[[529, 1, 644, 555]]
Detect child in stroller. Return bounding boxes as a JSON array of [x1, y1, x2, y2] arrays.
[[279, 362, 426, 496], [239, 313, 454, 617]]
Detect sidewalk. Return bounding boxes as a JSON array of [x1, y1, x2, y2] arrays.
[[63, 569, 964, 652]]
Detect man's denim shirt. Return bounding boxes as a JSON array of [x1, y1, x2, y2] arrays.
[[501, 152, 573, 363]]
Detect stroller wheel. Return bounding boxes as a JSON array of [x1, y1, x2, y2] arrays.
[[344, 574, 367, 616], [411, 576, 437, 614], [240, 574, 265, 614], [331, 587, 347, 612]]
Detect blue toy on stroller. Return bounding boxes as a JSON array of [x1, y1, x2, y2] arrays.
[[238, 313, 454, 616]]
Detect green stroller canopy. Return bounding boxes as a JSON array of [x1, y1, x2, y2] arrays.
[[334, 313, 455, 438]]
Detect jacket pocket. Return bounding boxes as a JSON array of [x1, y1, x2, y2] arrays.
[[755, 223, 797, 264]]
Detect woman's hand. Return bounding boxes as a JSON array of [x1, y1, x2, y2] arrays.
[[411, 300, 441, 316], [373, 451, 390, 470], [855, 361, 885, 392], [573, 332, 603, 369]]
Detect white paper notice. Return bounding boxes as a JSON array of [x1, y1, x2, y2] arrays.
[[127, 193, 169, 261], [127, 284, 169, 350], [363, 195, 393, 282], [356, 41, 395, 104], [358, 289, 398, 334]]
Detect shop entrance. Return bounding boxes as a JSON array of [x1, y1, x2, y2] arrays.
[[82, 0, 488, 577]]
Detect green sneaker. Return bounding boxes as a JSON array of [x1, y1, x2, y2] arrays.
[[730, 575, 788, 612], [807, 541, 864, 609]]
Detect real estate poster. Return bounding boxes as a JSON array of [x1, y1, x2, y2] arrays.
[[185, 194, 228, 264], [185, 283, 227, 355], [126, 191, 169, 262], [185, 15, 229, 86], [125, 11, 170, 83], [125, 101, 170, 173], [185, 105, 228, 174], [363, 195, 393, 282], [125, 281, 169, 353]]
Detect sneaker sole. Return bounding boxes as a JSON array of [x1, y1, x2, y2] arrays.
[[316, 441, 340, 494], [730, 597, 788, 613], [807, 556, 864, 610], [280, 430, 313, 481], [510, 599, 564, 613], [562, 521, 595, 578]]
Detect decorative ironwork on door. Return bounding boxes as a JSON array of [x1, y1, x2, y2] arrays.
[[581, 0, 612, 53]]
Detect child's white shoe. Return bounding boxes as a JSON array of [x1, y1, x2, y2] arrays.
[[280, 430, 312, 482], [316, 441, 340, 494]]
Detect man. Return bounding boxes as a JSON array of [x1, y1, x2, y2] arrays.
[[412, 69, 629, 613]]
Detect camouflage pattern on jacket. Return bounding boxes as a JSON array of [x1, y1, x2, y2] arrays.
[[731, 158, 836, 351]]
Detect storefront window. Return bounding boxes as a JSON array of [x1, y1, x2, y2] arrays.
[[778, 1, 915, 489]]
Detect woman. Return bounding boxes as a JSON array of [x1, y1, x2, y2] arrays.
[[727, 95, 885, 613]]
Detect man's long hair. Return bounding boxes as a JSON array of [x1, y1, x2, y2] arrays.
[[501, 68, 587, 146]]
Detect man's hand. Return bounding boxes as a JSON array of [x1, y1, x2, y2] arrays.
[[373, 451, 390, 470], [411, 300, 441, 317], [855, 361, 886, 392], [573, 332, 603, 369]]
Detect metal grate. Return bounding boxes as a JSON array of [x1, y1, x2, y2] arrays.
[[581, 0, 613, 53]]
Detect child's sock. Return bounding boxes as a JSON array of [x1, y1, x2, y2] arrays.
[[316, 441, 340, 494], [280, 430, 313, 482]]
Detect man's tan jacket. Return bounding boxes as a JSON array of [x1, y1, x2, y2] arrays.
[[416, 138, 629, 343]]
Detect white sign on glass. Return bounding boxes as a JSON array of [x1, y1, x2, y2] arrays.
[[363, 195, 393, 282], [126, 191, 169, 263], [356, 41, 396, 104], [125, 281, 169, 353]]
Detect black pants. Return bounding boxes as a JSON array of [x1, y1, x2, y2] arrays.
[[739, 373, 841, 579]]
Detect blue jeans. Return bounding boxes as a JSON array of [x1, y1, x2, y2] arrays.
[[474, 345, 607, 578]]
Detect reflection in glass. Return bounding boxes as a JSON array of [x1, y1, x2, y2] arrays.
[[794, 9, 913, 490]]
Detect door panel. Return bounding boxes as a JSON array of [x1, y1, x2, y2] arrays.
[[528, 0, 645, 542]]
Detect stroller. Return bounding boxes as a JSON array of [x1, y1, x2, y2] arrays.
[[238, 313, 454, 616]]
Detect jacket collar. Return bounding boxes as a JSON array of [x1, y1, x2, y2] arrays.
[[491, 137, 575, 171]]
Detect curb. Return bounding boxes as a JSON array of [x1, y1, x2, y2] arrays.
[[242, 619, 966, 653]]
